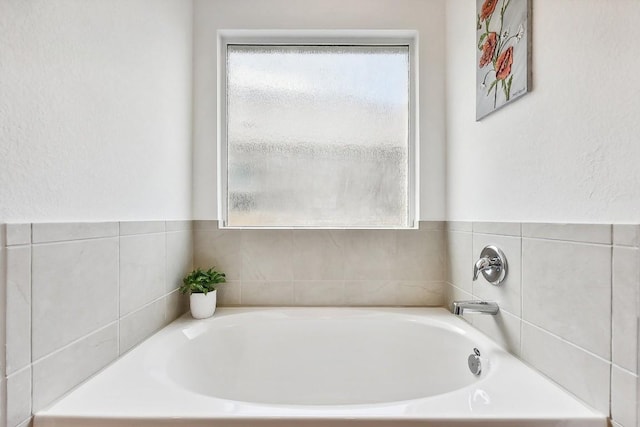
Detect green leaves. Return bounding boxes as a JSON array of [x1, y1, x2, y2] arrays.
[[179, 267, 226, 295], [487, 79, 498, 96], [478, 32, 487, 50], [503, 75, 513, 100]]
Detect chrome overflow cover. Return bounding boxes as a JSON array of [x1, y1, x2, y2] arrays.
[[468, 348, 482, 376]]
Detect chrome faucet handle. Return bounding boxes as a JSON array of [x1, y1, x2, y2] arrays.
[[472, 246, 508, 285], [472, 257, 492, 281]]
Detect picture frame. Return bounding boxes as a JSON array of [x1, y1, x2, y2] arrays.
[[476, 0, 531, 120]]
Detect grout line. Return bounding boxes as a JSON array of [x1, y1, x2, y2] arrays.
[[31, 235, 119, 247], [164, 231, 169, 323], [116, 224, 121, 357], [520, 230, 524, 357], [29, 230, 34, 417], [118, 231, 166, 237], [5, 243, 31, 249], [609, 243, 615, 420], [5, 364, 31, 380], [30, 321, 118, 367], [521, 319, 612, 365], [120, 292, 169, 321], [521, 235, 613, 248], [610, 363, 639, 378]]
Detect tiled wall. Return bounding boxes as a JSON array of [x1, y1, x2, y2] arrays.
[[0, 221, 192, 427], [193, 221, 447, 307], [444, 222, 640, 427], [1, 219, 637, 427]]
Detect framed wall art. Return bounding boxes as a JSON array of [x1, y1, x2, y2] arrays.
[[476, 0, 531, 120]]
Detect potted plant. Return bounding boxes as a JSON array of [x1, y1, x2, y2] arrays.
[[179, 267, 226, 319]]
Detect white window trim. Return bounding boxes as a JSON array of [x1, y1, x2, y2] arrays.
[[217, 29, 420, 229]]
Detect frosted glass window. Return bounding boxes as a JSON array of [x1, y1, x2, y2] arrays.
[[225, 44, 410, 228]]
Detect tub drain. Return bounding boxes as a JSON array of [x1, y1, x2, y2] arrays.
[[468, 348, 482, 376]]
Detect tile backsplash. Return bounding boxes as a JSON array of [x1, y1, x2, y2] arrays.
[[193, 221, 447, 307], [1, 220, 638, 427], [445, 222, 639, 427], [1, 221, 193, 427]]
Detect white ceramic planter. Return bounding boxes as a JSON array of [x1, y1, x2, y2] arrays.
[[189, 291, 217, 319]]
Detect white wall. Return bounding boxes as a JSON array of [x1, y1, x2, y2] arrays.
[[446, 0, 640, 223], [192, 0, 447, 221], [0, 0, 194, 222]]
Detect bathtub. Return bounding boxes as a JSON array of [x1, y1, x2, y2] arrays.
[[35, 307, 605, 427]]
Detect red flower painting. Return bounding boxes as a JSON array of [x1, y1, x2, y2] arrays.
[[480, 0, 498, 22], [495, 46, 513, 80], [477, 0, 524, 109], [479, 32, 497, 68]]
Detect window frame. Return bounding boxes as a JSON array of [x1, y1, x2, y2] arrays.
[[217, 30, 419, 229]]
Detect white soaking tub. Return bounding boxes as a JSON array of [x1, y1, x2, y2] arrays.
[[35, 308, 605, 427]]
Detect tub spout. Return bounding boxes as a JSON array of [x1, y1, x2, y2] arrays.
[[452, 301, 499, 316]]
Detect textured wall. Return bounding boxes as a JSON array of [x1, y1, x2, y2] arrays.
[[0, 0, 194, 222], [192, 0, 447, 221], [445, 0, 640, 222]]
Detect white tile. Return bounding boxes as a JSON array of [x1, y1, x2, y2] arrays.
[[119, 233, 166, 316], [32, 222, 118, 243], [637, 295, 640, 427], [521, 223, 611, 244], [194, 229, 242, 280], [344, 280, 397, 306], [613, 247, 639, 373], [294, 281, 345, 306], [394, 281, 444, 306], [165, 290, 189, 321], [5, 246, 31, 374], [119, 221, 165, 235], [166, 231, 193, 292], [446, 221, 472, 232], [472, 309, 521, 356], [521, 322, 610, 414], [241, 281, 294, 305], [5, 224, 31, 246], [0, 379, 4, 422], [165, 220, 193, 232], [522, 239, 611, 359], [242, 230, 293, 281], [342, 230, 396, 280], [292, 230, 345, 280], [32, 324, 118, 412], [472, 234, 522, 316], [193, 220, 219, 230], [0, 245, 4, 377], [7, 367, 31, 427], [394, 229, 445, 281], [119, 299, 166, 354], [216, 280, 241, 306], [16, 419, 32, 427], [446, 231, 473, 293], [611, 366, 638, 427], [32, 238, 118, 359], [472, 222, 521, 236], [444, 282, 473, 308], [613, 224, 640, 247], [419, 221, 445, 230]]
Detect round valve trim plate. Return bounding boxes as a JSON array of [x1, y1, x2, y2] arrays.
[[478, 245, 508, 285]]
